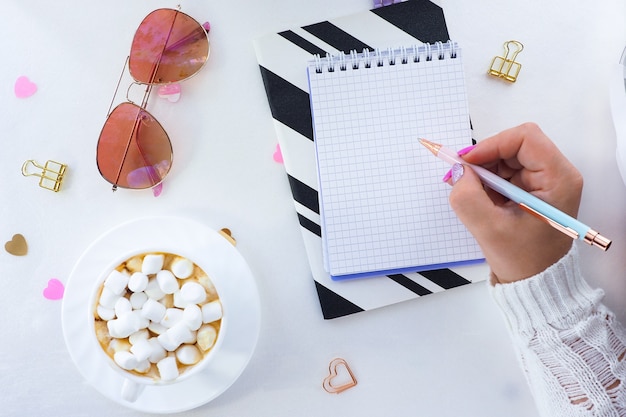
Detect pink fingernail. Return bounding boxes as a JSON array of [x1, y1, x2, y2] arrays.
[[451, 163, 464, 184], [442, 169, 452, 182], [457, 145, 476, 156]]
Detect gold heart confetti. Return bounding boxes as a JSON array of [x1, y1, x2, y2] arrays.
[[323, 358, 357, 394], [219, 228, 237, 246], [5, 234, 27, 256]]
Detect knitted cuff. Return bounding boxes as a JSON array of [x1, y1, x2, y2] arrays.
[[488, 244, 605, 339]]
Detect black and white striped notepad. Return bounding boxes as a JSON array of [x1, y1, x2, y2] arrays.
[[254, 0, 487, 319]]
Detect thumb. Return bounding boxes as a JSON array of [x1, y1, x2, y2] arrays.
[[448, 164, 496, 230]]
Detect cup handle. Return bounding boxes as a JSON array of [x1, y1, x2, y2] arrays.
[[121, 378, 145, 402]]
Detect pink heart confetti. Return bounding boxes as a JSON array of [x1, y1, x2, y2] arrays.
[[158, 83, 181, 103], [43, 278, 64, 300], [14, 76, 38, 98], [273, 143, 284, 164]]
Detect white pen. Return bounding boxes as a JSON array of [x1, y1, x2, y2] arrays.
[[419, 138, 612, 251]]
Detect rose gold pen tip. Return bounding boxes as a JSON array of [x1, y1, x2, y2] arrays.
[[417, 138, 440, 155]]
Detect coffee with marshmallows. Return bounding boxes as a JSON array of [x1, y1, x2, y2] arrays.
[[93, 252, 223, 381]]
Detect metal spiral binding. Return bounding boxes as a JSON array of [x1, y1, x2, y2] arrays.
[[312, 40, 458, 73]]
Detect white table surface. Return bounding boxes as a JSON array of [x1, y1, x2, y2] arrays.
[[1, 0, 625, 416]]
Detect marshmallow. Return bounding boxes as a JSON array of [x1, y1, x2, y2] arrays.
[[99, 286, 121, 309], [160, 322, 196, 352], [96, 305, 116, 321], [104, 269, 129, 295], [137, 313, 150, 330], [156, 270, 179, 294], [183, 304, 203, 331], [144, 278, 166, 300], [109, 338, 131, 353], [201, 300, 223, 324], [180, 282, 206, 304], [171, 257, 193, 279], [161, 308, 184, 328], [141, 298, 166, 323], [147, 337, 167, 363], [157, 332, 180, 352], [173, 290, 192, 309], [124, 255, 142, 271], [142, 254, 164, 275], [114, 351, 138, 371], [156, 356, 179, 381], [129, 291, 148, 309], [157, 323, 195, 352], [107, 319, 123, 339], [130, 338, 153, 362], [176, 344, 202, 365], [114, 297, 132, 317], [134, 359, 151, 374], [128, 329, 149, 345], [168, 322, 196, 345], [117, 316, 140, 339], [148, 321, 167, 335], [197, 324, 217, 351], [109, 311, 143, 339], [128, 272, 149, 293]]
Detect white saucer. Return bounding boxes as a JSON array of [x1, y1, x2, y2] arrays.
[[61, 216, 261, 413]]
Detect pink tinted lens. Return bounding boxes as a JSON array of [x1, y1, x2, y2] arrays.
[[96, 102, 173, 189], [129, 9, 209, 84]]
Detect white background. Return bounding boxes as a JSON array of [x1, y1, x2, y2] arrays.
[[1, 0, 625, 416]]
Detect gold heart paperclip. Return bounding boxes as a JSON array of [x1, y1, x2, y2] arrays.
[[322, 358, 357, 394], [488, 40, 524, 82], [22, 159, 67, 192]]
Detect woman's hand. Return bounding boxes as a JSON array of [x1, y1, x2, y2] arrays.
[[448, 123, 583, 283]]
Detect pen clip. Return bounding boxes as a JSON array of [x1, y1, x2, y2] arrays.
[[518, 203, 579, 240]]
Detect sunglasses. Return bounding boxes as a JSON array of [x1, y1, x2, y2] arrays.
[[96, 8, 210, 191]]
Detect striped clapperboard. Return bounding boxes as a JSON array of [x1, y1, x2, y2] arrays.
[[254, 0, 488, 319]]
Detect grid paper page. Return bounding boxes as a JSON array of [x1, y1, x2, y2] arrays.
[[308, 46, 483, 278]]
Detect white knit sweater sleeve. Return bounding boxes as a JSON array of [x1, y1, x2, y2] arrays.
[[489, 244, 626, 417]]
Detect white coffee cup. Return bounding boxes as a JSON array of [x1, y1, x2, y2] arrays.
[[90, 251, 225, 403]]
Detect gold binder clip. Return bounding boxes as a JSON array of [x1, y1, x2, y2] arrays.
[[21, 159, 67, 192], [488, 40, 524, 82]]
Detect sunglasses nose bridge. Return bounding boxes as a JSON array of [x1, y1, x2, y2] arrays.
[[125, 81, 153, 108], [105, 57, 155, 118]]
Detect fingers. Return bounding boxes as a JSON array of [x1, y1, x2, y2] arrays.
[[455, 123, 583, 216], [461, 123, 557, 172], [448, 164, 496, 229]]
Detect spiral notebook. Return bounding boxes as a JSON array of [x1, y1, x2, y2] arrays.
[[308, 42, 483, 280]]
